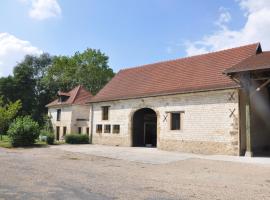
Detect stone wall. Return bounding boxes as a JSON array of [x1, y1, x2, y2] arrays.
[[48, 104, 91, 139], [92, 89, 240, 155]]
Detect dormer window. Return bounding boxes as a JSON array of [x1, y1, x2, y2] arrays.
[[57, 92, 70, 103]]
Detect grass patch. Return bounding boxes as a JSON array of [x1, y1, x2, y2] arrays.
[[0, 135, 12, 148], [54, 141, 66, 145], [0, 135, 48, 148]]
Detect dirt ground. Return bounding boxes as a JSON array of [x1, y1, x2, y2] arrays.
[[0, 147, 270, 200]]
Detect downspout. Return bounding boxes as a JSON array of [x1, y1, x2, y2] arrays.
[[90, 103, 94, 144]]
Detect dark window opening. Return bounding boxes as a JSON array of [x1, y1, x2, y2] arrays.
[[102, 106, 109, 120], [78, 127, 82, 134], [56, 126, 60, 140], [104, 125, 111, 133], [113, 125, 120, 134], [63, 127, 67, 136], [86, 127, 90, 136], [96, 124, 102, 133], [57, 109, 61, 121], [76, 118, 89, 121], [58, 95, 69, 102], [171, 113, 181, 130]]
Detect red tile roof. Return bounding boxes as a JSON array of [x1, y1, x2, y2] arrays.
[[224, 51, 270, 74], [46, 85, 93, 107], [90, 43, 260, 103]]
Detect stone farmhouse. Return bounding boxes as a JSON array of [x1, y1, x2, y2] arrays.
[[47, 43, 270, 156], [46, 85, 92, 140]]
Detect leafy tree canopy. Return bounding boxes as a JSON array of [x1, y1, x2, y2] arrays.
[[0, 98, 21, 138], [43, 48, 114, 94], [0, 48, 114, 127]]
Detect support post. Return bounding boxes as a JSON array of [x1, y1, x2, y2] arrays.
[[243, 73, 253, 157], [245, 98, 253, 157]]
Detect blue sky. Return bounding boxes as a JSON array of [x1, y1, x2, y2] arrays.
[[1, 0, 270, 77]]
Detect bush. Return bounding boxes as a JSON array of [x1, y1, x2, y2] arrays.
[[65, 134, 89, 144], [8, 116, 40, 147], [40, 130, 55, 145]]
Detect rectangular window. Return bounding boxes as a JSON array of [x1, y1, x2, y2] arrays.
[[57, 109, 61, 121], [63, 127, 67, 136], [171, 113, 181, 130], [78, 127, 82, 134], [96, 124, 102, 133], [102, 106, 109, 120], [104, 125, 111, 133], [56, 126, 60, 140], [112, 125, 120, 134], [86, 127, 89, 136]]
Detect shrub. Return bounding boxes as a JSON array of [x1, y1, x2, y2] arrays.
[[40, 130, 55, 145], [8, 116, 40, 147], [65, 134, 89, 144]]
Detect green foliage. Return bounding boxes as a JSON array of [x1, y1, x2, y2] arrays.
[[8, 116, 40, 147], [0, 49, 114, 127], [43, 48, 114, 94], [40, 130, 54, 145], [0, 135, 12, 148], [42, 114, 54, 132], [65, 134, 89, 144], [0, 53, 55, 125], [0, 98, 22, 138]]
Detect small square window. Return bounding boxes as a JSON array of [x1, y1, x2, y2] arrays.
[[104, 125, 111, 133], [96, 124, 102, 133], [113, 125, 120, 134], [102, 106, 109, 120], [171, 113, 181, 130]]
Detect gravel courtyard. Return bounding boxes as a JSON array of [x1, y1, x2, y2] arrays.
[[1, 146, 270, 200]]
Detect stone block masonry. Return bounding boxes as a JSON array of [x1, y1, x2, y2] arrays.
[[92, 88, 240, 155]]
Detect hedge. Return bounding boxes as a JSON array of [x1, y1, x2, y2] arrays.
[[65, 134, 89, 144], [8, 116, 40, 147]]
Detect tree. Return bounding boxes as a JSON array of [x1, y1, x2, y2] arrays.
[[0, 49, 114, 127], [0, 98, 21, 140], [8, 116, 39, 147], [0, 53, 55, 125], [43, 48, 114, 94], [0, 76, 17, 103]]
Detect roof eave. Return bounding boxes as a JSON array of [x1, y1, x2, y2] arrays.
[[89, 85, 240, 103]]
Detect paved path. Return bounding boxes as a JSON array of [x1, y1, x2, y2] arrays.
[[51, 144, 270, 165]]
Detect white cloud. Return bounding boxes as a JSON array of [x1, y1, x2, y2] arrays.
[[215, 7, 231, 28], [20, 0, 61, 20], [0, 32, 42, 77], [185, 0, 270, 56]]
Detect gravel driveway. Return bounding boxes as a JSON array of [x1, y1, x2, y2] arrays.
[[0, 146, 270, 200]]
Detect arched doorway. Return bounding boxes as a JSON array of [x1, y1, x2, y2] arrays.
[[132, 108, 157, 147]]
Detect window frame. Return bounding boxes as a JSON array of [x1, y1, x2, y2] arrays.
[[78, 127, 82, 134], [101, 106, 110, 120], [104, 124, 111, 133], [167, 111, 184, 131], [96, 124, 102, 133], [56, 109, 61, 121], [63, 126, 67, 136], [112, 125, 120, 134]]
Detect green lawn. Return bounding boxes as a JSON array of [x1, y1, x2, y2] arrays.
[[0, 135, 48, 148], [0, 135, 12, 148]]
